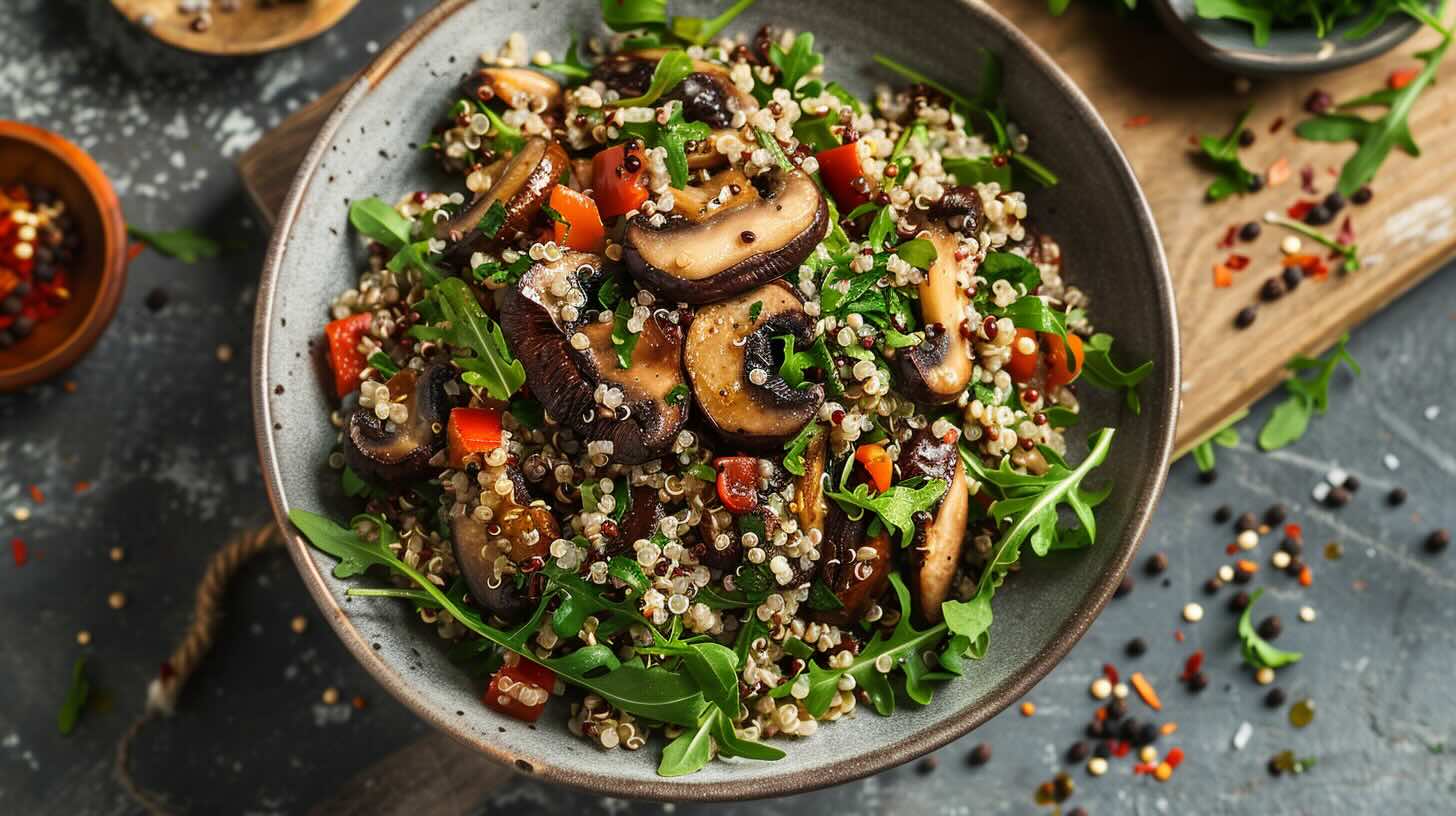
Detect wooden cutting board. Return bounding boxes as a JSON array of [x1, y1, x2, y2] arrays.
[[240, 0, 1456, 454]]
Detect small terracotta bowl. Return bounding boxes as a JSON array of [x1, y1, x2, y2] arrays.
[[0, 121, 127, 391]]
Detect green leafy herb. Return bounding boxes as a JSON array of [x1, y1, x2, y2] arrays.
[[776, 334, 839, 394], [434, 277, 526, 400], [866, 205, 896, 252], [980, 251, 1041, 290], [340, 465, 373, 498], [825, 464, 947, 548], [608, 555, 652, 596], [807, 579, 844, 611], [1198, 106, 1258, 200], [748, 300, 764, 322], [670, 0, 759, 45], [476, 200, 508, 238], [611, 299, 640, 369], [535, 35, 592, 79], [127, 225, 224, 263], [615, 49, 695, 107], [944, 156, 1012, 188], [1258, 333, 1360, 451], [476, 104, 526, 153], [1080, 333, 1153, 414], [387, 241, 446, 287], [1194, 0, 1274, 44], [1044, 405, 1079, 428], [622, 105, 712, 189], [666, 383, 690, 406], [782, 421, 825, 477], [345, 197, 413, 251], [894, 238, 938, 270], [367, 351, 399, 379], [941, 588, 994, 660], [1238, 589, 1303, 669], [753, 126, 795, 172], [508, 396, 546, 429], [770, 32, 823, 93], [688, 462, 718, 482], [57, 658, 89, 736], [792, 113, 840, 152], [1262, 211, 1361, 271], [601, 0, 668, 31], [1187, 409, 1247, 473]]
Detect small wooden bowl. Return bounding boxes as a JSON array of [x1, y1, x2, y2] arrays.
[[0, 122, 127, 392], [110, 0, 361, 57]]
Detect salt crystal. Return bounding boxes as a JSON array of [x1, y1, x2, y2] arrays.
[[1425, 405, 1441, 421], [1311, 482, 1331, 503], [1326, 467, 1348, 487], [1383, 454, 1400, 471], [1232, 721, 1253, 751]]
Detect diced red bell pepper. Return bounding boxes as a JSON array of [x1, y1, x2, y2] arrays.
[[447, 406, 504, 468], [324, 312, 373, 398], [549, 186, 606, 253], [815, 141, 871, 211], [591, 143, 650, 218], [715, 456, 759, 513], [483, 655, 556, 723]]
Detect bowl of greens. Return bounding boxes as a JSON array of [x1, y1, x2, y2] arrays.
[[1153, 0, 1436, 74], [254, 0, 1178, 799]]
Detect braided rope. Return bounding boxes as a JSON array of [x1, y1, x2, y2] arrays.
[[114, 524, 281, 816]]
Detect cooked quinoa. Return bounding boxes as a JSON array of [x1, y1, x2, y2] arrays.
[[293, 1, 1145, 777]]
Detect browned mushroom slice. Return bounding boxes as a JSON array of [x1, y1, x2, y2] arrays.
[[684, 281, 824, 448], [436, 136, 568, 264], [794, 430, 830, 537], [896, 228, 973, 404], [624, 166, 827, 304], [809, 502, 893, 625], [897, 428, 970, 624], [606, 485, 664, 556], [468, 67, 563, 111], [450, 468, 558, 622], [498, 251, 688, 465], [593, 51, 755, 127], [342, 363, 457, 483], [931, 185, 984, 238], [670, 168, 757, 224]]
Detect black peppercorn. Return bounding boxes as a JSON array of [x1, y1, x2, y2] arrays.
[[1066, 741, 1091, 763], [1118, 718, 1139, 741], [1238, 128, 1256, 147], [916, 756, 938, 775], [1108, 699, 1128, 720], [1280, 537, 1303, 556], [1264, 504, 1288, 525], [1268, 756, 1285, 776], [1343, 474, 1360, 492], [1204, 576, 1223, 594], [1214, 505, 1233, 524], [1248, 174, 1265, 192], [1285, 558, 1306, 578], [1304, 204, 1333, 226], [1387, 487, 1408, 507], [1230, 591, 1251, 612], [145, 288, 170, 313], [1145, 552, 1168, 576], [1281, 265, 1303, 290], [1188, 671, 1209, 692], [1326, 485, 1352, 507], [1260, 277, 1286, 302], [1235, 512, 1259, 532], [1136, 722, 1159, 747], [1304, 89, 1334, 114], [1324, 191, 1346, 213], [1093, 741, 1111, 759], [1265, 687, 1287, 708], [1125, 637, 1147, 658], [1257, 615, 1283, 640], [1086, 720, 1106, 739], [967, 742, 992, 766], [1426, 529, 1451, 554], [1352, 185, 1373, 205], [1115, 574, 1135, 597], [1234, 305, 1258, 329], [1198, 468, 1219, 484], [1238, 221, 1262, 242]]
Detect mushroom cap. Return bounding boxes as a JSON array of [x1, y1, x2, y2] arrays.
[[685, 281, 824, 449], [450, 468, 557, 623], [499, 252, 689, 466], [810, 500, 893, 625], [624, 166, 828, 304], [896, 228, 973, 405], [436, 136, 568, 265], [342, 363, 457, 483], [897, 428, 970, 624]]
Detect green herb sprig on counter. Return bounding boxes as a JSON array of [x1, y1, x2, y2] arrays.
[[127, 225, 223, 264], [1187, 409, 1248, 473], [1262, 211, 1361, 271], [1258, 333, 1360, 451], [1198, 106, 1259, 201]]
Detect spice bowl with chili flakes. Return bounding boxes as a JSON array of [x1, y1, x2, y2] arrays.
[[0, 121, 127, 392]]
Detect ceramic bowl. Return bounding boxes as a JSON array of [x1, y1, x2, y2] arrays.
[[0, 121, 127, 392], [1153, 0, 1424, 74], [253, 0, 1179, 800]]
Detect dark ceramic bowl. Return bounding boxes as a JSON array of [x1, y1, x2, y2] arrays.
[[0, 121, 127, 392], [253, 0, 1179, 800], [1153, 0, 1424, 75]]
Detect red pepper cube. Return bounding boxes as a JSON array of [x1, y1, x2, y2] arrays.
[[324, 312, 374, 398], [447, 407, 504, 468], [483, 656, 557, 723], [714, 456, 760, 513]]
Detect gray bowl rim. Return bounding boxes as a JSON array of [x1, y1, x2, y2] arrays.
[[1151, 0, 1424, 75], [252, 0, 1180, 800]]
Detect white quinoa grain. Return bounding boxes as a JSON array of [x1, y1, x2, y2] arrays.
[[1236, 530, 1259, 550], [1254, 667, 1275, 685], [1280, 235, 1303, 255], [1298, 606, 1316, 622], [1182, 602, 1204, 623], [1089, 677, 1112, 700], [1112, 682, 1129, 700], [1218, 564, 1235, 582], [1087, 757, 1108, 776]]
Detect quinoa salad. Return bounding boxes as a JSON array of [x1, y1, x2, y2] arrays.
[[290, 0, 1152, 777]]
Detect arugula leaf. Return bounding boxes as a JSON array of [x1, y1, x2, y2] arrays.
[[666, 383, 690, 406], [346, 197, 412, 251], [366, 351, 399, 379], [769, 32, 823, 93], [127, 225, 224, 263], [615, 49, 694, 107], [608, 555, 651, 596], [621, 105, 712, 189], [1194, 0, 1274, 45], [476, 200, 508, 238], [1010, 152, 1059, 188], [825, 81, 865, 114], [340, 465, 374, 498], [895, 238, 938, 270], [783, 421, 825, 477], [944, 156, 1012, 189], [753, 126, 795, 171], [476, 104, 526, 153], [998, 296, 1068, 348], [1238, 589, 1303, 669], [670, 0, 758, 45], [980, 250, 1041, 290], [1080, 333, 1153, 414], [534, 35, 592, 79], [57, 658, 89, 736], [793, 113, 840, 152], [600, 0, 667, 31], [611, 299, 640, 369], [776, 334, 840, 394], [807, 579, 845, 612], [825, 465, 947, 548], [941, 587, 994, 660], [748, 300, 764, 323], [1187, 409, 1247, 473], [435, 277, 527, 400], [387, 241, 445, 286], [1262, 210, 1361, 271], [1258, 333, 1360, 451], [866, 206, 896, 252], [1197, 106, 1258, 200]]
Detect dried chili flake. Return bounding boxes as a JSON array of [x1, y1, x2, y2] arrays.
[[1389, 67, 1421, 89], [10, 537, 27, 567], [1286, 200, 1317, 220], [1267, 158, 1292, 187], [1125, 114, 1152, 128], [28, 485, 44, 505], [1336, 216, 1356, 248], [1166, 746, 1185, 768], [1299, 565, 1313, 586], [1112, 740, 1132, 758], [1213, 264, 1234, 288], [126, 242, 146, 263], [1102, 663, 1120, 684], [1268, 116, 1286, 134], [1133, 762, 1158, 775], [1225, 542, 1239, 555], [1180, 650, 1205, 681], [74, 481, 91, 494], [1284, 522, 1303, 542], [1299, 165, 1317, 194], [1217, 224, 1238, 249], [1161, 722, 1179, 736], [1130, 672, 1162, 711], [1174, 629, 1185, 643], [1225, 253, 1251, 270]]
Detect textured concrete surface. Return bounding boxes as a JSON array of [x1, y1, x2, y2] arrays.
[[1, 2, 1452, 814]]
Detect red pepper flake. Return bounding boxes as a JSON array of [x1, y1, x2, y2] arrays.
[[1352, 578, 1369, 591], [1268, 116, 1286, 134], [74, 481, 92, 494], [1161, 722, 1179, 736], [1213, 264, 1234, 288], [1287, 200, 1316, 220], [1389, 67, 1421, 90], [28, 485, 45, 505], [1130, 672, 1163, 711], [1308, 258, 1330, 280], [1268, 158, 1292, 187], [1217, 225, 1238, 249], [1102, 663, 1120, 684], [1180, 650, 1205, 681], [1112, 740, 1132, 758], [1225, 253, 1251, 271], [10, 537, 27, 567], [1299, 565, 1313, 587], [1125, 114, 1152, 129], [1300, 165, 1317, 194], [1225, 542, 1239, 555], [1284, 523, 1303, 542], [1174, 629, 1186, 643], [1336, 216, 1356, 248], [1133, 762, 1158, 775], [1166, 746, 1186, 768]]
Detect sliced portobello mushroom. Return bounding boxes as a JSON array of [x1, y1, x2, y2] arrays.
[[931, 185, 984, 238], [342, 363, 457, 483], [451, 468, 558, 622], [606, 484, 664, 556], [810, 502, 892, 625], [896, 228, 973, 405], [670, 168, 757, 223], [684, 281, 824, 449], [794, 430, 830, 538], [592, 51, 754, 128], [897, 428, 970, 624], [463, 67, 564, 110], [624, 166, 828, 304], [498, 251, 689, 465], [436, 136, 568, 264]]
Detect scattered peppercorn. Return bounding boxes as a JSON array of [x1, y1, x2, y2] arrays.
[[1116, 574, 1135, 597], [1145, 552, 1168, 576], [1260, 277, 1286, 302], [1126, 637, 1147, 658], [1387, 487, 1408, 507], [1187, 671, 1209, 692], [1281, 265, 1303, 290], [1324, 191, 1346, 213], [1280, 536, 1303, 556], [916, 756, 938, 774], [967, 742, 993, 766], [1351, 185, 1373, 205], [1237, 128, 1255, 147], [1426, 529, 1451, 554], [1136, 722, 1160, 747], [145, 288, 170, 312], [1247, 174, 1265, 192], [1343, 474, 1360, 492], [1108, 698, 1129, 721], [1198, 468, 1218, 484], [1264, 504, 1288, 525], [1203, 576, 1223, 594], [1238, 221, 1261, 242], [1304, 204, 1333, 226], [1267, 755, 1285, 776], [1304, 89, 1334, 114], [1265, 687, 1287, 708], [1258, 616, 1283, 640], [1325, 485, 1352, 507], [1235, 512, 1259, 533], [1230, 591, 1252, 612], [1234, 305, 1258, 329], [1214, 505, 1233, 524], [1066, 741, 1091, 763]]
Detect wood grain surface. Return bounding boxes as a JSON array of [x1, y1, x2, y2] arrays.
[[110, 0, 360, 56], [239, 0, 1456, 453]]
